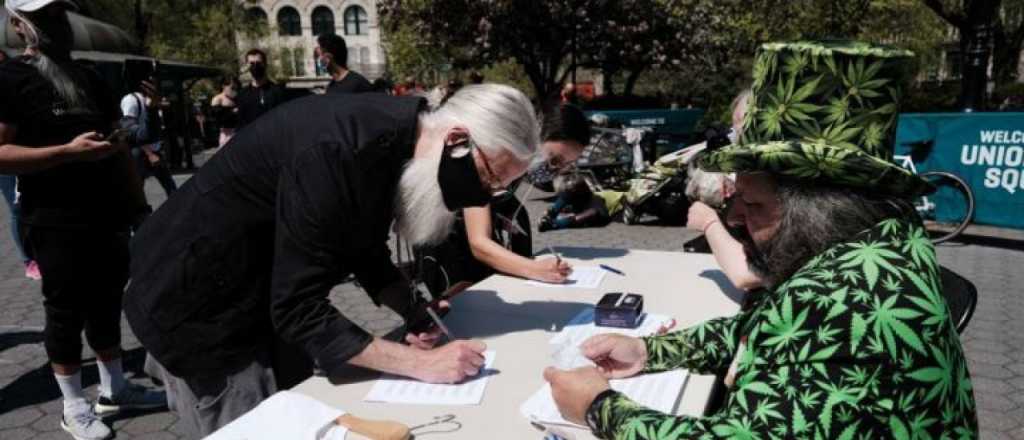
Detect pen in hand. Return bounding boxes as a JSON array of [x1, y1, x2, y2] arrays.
[[547, 246, 561, 266], [425, 307, 455, 340]]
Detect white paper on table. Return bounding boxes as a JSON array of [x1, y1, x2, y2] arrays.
[[520, 370, 690, 428], [549, 308, 672, 346], [205, 390, 349, 440], [526, 266, 606, 289], [363, 351, 497, 405]]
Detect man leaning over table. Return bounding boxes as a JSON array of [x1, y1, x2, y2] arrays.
[[125, 84, 540, 438], [544, 40, 979, 439]]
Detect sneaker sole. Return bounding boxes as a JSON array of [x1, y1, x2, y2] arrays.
[[94, 401, 166, 415], [61, 419, 111, 440]]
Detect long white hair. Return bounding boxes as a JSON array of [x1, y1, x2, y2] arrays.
[[395, 84, 541, 246], [5, 6, 89, 110], [419, 84, 540, 163]]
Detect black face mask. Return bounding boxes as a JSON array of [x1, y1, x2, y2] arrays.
[[438, 139, 492, 211], [249, 62, 267, 80]]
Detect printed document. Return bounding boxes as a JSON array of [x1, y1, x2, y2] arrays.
[[520, 370, 689, 427], [526, 266, 606, 289], [364, 351, 497, 405], [549, 308, 672, 346]]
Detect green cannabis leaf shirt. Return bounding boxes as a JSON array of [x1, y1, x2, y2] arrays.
[[587, 219, 978, 439]]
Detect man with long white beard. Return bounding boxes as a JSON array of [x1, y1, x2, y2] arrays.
[[1, 1, 163, 439], [125, 83, 540, 438]]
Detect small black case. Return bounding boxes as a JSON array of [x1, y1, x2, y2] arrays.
[[595, 292, 644, 328]]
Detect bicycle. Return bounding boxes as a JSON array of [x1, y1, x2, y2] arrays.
[[894, 154, 976, 244]]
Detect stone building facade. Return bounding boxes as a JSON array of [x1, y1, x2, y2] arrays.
[[240, 0, 386, 88]]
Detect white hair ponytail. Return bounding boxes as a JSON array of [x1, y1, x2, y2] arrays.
[[5, 6, 88, 110]]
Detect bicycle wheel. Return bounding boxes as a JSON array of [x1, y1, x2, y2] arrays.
[[918, 171, 975, 244]]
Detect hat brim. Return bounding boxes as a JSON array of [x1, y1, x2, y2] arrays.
[[697, 140, 935, 197], [11, 0, 78, 13]]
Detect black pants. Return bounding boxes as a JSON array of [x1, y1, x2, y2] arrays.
[[22, 226, 130, 365], [133, 149, 177, 196]]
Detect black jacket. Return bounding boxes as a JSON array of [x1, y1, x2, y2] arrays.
[[125, 94, 426, 378]]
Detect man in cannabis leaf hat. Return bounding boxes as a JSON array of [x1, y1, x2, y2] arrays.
[[544, 40, 979, 439]]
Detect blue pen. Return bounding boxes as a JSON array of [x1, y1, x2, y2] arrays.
[[599, 264, 625, 276]]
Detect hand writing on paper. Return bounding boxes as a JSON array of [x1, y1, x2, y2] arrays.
[[530, 257, 573, 283], [406, 301, 451, 350], [543, 366, 610, 426], [414, 340, 486, 384], [580, 334, 647, 379]]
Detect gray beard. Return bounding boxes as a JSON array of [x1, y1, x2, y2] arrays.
[[394, 155, 457, 247], [27, 52, 89, 111], [733, 225, 789, 290]]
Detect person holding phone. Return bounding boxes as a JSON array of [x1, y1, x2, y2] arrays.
[[0, 1, 165, 440]]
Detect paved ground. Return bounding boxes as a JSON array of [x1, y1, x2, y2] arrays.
[[1, 157, 1022, 439]]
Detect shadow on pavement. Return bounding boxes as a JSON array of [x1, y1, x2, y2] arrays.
[[540, 246, 630, 260], [944, 233, 1024, 251], [0, 346, 153, 414], [0, 330, 44, 353]]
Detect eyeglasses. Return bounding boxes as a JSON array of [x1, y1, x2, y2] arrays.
[[448, 137, 508, 197]]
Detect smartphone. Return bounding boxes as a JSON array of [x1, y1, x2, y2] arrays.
[[122, 59, 160, 93], [105, 128, 132, 144]]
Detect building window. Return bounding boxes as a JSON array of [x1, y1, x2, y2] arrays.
[[344, 6, 368, 36], [293, 47, 307, 77], [277, 6, 301, 37], [279, 47, 294, 77], [246, 7, 268, 26], [312, 6, 335, 36]]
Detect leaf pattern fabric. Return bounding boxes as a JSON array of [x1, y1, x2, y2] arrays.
[[587, 218, 978, 440], [697, 40, 933, 196]]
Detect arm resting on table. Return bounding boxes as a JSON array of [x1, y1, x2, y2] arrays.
[[464, 205, 543, 280]]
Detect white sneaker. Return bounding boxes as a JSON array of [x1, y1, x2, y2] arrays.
[[61, 405, 111, 440], [94, 382, 167, 415]]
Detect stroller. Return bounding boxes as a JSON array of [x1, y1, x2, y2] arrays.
[[620, 151, 690, 225], [526, 126, 651, 193], [619, 126, 734, 225]]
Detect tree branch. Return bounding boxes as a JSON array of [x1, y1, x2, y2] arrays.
[[921, 0, 966, 29]]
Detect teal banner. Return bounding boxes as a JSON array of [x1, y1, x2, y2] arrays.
[[895, 112, 1024, 229], [585, 109, 705, 155]]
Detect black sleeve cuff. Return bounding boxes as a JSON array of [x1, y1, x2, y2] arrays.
[[314, 325, 374, 377]]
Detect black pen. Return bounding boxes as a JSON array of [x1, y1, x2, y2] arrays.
[[425, 307, 455, 340], [599, 264, 625, 276]]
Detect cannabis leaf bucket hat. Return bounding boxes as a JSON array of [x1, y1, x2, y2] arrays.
[[698, 40, 934, 196]]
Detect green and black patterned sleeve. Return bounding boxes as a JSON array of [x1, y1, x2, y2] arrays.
[[641, 312, 747, 375]]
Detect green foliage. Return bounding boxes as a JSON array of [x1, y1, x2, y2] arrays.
[[81, 0, 268, 78], [380, 22, 445, 82]]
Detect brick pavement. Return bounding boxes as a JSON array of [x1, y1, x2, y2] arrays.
[[0, 166, 1022, 439]]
